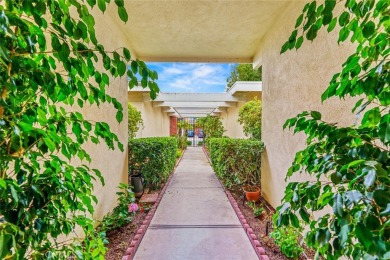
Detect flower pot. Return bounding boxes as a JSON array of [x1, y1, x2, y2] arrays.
[[243, 186, 260, 202], [131, 175, 144, 198]]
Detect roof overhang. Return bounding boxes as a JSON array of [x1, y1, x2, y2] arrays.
[[103, 1, 292, 63], [129, 81, 262, 118]]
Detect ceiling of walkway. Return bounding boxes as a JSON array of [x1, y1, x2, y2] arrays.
[[106, 0, 290, 63]]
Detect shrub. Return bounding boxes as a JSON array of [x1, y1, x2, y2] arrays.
[[197, 115, 225, 140], [128, 137, 178, 188], [128, 103, 143, 139], [207, 138, 264, 188], [270, 224, 304, 259], [238, 97, 262, 140], [176, 135, 188, 150], [176, 149, 183, 159]]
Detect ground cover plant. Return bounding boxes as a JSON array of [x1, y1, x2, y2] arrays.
[[128, 137, 178, 188], [276, 0, 390, 258], [0, 0, 158, 258], [207, 138, 264, 188]]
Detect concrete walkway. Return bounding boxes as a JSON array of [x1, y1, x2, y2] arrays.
[[134, 147, 258, 260]]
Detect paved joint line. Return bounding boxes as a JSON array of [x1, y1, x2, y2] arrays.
[[149, 224, 243, 229]]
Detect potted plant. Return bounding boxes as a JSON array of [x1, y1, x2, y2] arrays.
[[243, 185, 260, 202]]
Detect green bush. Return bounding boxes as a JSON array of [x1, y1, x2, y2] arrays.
[[207, 138, 264, 188], [270, 224, 304, 259], [128, 137, 178, 188], [176, 135, 188, 150]]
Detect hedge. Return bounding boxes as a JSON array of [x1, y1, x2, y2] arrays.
[[128, 137, 178, 188], [207, 138, 264, 188]]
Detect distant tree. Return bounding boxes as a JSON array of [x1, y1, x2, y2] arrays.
[[128, 103, 144, 139], [238, 97, 262, 140], [226, 64, 262, 90], [197, 115, 225, 139]]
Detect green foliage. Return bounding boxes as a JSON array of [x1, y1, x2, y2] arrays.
[[208, 138, 264, 188], [277, 0, 390, 259], [176, 135, 188, 150], [270, 223, 304, 259], [99, 183, 135, 232], [198, 141, 203, 146], [128, 103, 143, 139], [238, 97, 262, 140], [197, 115, 225, 140], [0, 0, 158, 258], [177, 120, 191, 136], [248, 201, 264, 218], [176, 149, 183, 159], [128, 137, 178, 188], [226, 64, 262, 90]]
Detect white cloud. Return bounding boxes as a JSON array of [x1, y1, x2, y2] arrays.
[[146, 62, 234, 93]]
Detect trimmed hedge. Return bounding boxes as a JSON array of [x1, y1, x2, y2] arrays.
[[128, 137, 178, 188], [207, 138, 264, 188]]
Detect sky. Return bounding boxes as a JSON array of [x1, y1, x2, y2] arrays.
[[146, 62, 235, 93]]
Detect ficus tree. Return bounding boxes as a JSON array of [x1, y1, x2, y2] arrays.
[[238, 97, 262, 140], [0, 0, 158, 258], [275, 0, 389, 259], [128, 103, 143, 139]]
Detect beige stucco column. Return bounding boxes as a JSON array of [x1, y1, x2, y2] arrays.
[[255, 2, 357, 208]]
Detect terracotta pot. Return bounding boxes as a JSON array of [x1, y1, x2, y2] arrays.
[[243, 186, 260, 202]]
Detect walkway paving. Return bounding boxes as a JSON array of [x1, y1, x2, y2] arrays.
[[133, 147, 258, 260]]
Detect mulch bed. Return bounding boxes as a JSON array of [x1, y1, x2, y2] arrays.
[[105, 210, 147, 260], [229, 188, 315, 260]]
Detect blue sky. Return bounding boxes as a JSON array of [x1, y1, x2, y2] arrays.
[[146, 63, 235, 93]]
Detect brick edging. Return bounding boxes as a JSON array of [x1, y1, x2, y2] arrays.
[[201, 147, 269, 260], [122, 151, 185, 260]]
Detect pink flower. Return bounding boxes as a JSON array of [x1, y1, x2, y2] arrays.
[[128, 203, 139, 213]]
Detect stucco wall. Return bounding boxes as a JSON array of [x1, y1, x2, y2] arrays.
[[79, 10, 130, 220], [128, 92, 170, 137], [256, 2, 357, 208]]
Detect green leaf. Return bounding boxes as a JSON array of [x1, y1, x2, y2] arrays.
[[310, 111, 321, 120], [362, 21, 375, 38], [295, 14, 304, 28], [290, 214, 300, 228], [363, 168, 376, 188], [306, 25, 318, 41], [333, 193, 343, 217], [117, 61, 126, 76], [295, 36, 304, 49], [374, 190, 390, 207], [355, 224, 372, 249], [380, 204, 390, 216], [0, 178, 6, 189], [327, 18, 337, 32], [98, 0, 106, 12], [123, 48, 131, 60], [118, 7, 128, 23], [361, 108, 380, 127], [43, 137, 56, 152]]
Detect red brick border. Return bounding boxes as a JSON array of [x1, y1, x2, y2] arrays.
[[122, 152, 184, 260], [202, 147, 269, 260]]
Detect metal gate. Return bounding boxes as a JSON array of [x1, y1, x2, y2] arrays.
[[186, 118, 203, 147]]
